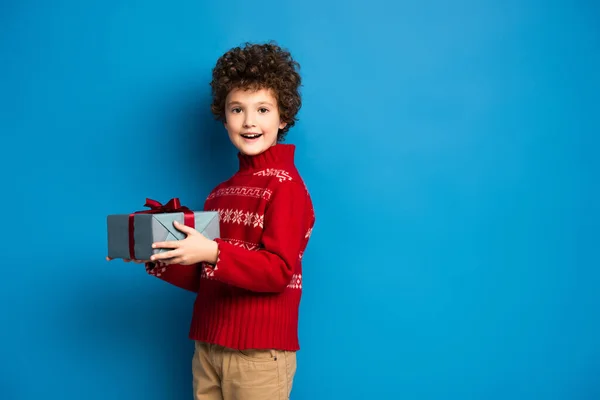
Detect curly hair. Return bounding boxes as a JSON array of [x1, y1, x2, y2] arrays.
[[210, 42, 302, 142]]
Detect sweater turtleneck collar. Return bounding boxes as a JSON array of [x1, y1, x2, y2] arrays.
[[237, 144, 296, 172]]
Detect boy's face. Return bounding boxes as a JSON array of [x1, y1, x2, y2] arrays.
[[224, 87, 287, 156]]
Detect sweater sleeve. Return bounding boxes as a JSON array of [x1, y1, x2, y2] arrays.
[[210, 181, 309, 293], [145, 261, 201, 293]]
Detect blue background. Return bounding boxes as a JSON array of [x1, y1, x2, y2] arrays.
[[1, 0, 598, 399]]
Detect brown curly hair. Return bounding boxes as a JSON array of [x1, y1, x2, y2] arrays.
[[210, 42, 302, 142]]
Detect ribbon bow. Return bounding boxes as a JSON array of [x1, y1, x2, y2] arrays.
[[128, 198, 196, 259], [142, 198, 190, 213]]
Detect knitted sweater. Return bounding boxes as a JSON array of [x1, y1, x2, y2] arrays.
[[147, 144, 315, 351]]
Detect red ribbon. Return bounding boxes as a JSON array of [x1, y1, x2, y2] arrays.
[[128, 198, 195, 259]]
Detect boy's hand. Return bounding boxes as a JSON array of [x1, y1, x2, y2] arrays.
[[149, 220, 219, 266]]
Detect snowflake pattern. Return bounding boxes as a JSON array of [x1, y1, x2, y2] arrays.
[[232, 210, 243, 224], [243, 211, 254, 226], [217, 209, 264, 228], [253, 214, 264, 228]]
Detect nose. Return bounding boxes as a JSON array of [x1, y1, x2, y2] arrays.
[[243, 111, 256, 128]]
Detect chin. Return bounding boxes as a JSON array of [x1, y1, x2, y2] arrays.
[[234, 139, 276, 156], [239, 146, 266, 156]]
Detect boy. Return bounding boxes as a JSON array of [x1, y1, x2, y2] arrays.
[[119, 42, 314, 399]]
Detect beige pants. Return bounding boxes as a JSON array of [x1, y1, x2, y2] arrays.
[[192, 341, 297, 400]]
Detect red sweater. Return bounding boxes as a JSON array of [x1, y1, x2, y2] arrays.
[[147, 144, 315, 351]]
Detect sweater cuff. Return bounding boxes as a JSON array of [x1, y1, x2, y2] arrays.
[[208, 239, 224, 274], [145, 261, 167, 277]]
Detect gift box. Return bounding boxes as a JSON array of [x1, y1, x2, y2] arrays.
[[107, 198, 220, 261]]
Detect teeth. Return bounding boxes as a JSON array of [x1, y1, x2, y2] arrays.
[[243, 134, 261, 138]]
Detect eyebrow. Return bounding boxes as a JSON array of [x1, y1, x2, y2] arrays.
[[227, 101, 275, 107]]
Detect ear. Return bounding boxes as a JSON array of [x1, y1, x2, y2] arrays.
[[279, 121, 287, 130]]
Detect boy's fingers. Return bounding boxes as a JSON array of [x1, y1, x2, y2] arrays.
[[153, 241, 180, 249], [173, 221, 196, 234], [151, 249, 180, 261]]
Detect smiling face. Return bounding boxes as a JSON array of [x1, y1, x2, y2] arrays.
[[224, 87, 287, 156]]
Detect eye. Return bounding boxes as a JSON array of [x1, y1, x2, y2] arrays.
[[230, 107, 242, 113], [258, 107, 269, 114]]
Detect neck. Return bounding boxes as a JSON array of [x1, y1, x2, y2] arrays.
[[238, 144, 295, 172]]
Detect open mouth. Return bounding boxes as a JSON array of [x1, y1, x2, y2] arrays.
[[241, 133, 263, 139]]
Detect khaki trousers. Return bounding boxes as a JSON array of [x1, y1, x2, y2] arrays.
[[192, 341, 297, 400]]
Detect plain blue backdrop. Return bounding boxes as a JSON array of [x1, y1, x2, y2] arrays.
[[1, 0, 598, 399]]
